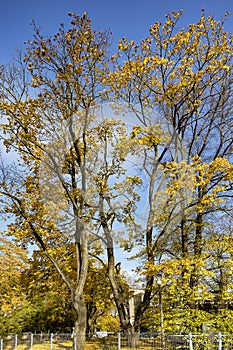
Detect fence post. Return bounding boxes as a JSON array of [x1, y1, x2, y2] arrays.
[[118, 332, 121, 350], [73, 333, 77, 350], [50, 333, 53, 350], [30, 333, 33, 350], [188, 332, 193, 350], [15, 334, 18, 350], [218, 332, 222, 350], [0, 338, 3, 350]]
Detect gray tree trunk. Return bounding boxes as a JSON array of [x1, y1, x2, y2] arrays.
[[73, 295, 87, 350]]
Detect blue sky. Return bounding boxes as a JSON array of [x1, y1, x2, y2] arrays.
[[0, 0, 232, 62]]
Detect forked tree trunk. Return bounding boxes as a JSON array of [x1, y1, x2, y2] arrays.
[[106, 246, 142, 348]]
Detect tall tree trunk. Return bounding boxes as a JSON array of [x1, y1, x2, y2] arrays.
[[132, 226, 154, 345], [106, 226, 154, 348], [86, 302, 98, 338], [125, 329, 140, 348], [72, 218, 88, 350], [107, 247, 131, 330], [73, 294, 87, 350], [181, 216, 188, 258], [107, 246, 142, 347], [190, 211, 203, 288]]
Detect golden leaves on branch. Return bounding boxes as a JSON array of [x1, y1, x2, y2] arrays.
[[164, 156, 233, 213], [108, 9, 232, 115], [130, 124, 163, 147]]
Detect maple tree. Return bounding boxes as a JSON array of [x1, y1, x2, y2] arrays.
[[0, 13, 112, 349], [0, 9, 232, 348], [0, 12, 140, 349], [104, 8, 233, 342]]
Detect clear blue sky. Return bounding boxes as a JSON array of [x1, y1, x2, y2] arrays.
[[0, 0, 232, 62]]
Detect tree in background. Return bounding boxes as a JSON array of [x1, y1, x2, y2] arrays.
[[0, 243, 115, 335], [21, 249, 76, 333], [0, 236, 30, 334], [85, 261, 118, 336]]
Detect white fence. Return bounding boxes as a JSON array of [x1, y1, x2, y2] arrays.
[[119, 332, 230, 349], [0, 333, 72, 350], [0, 332, 232, 349]]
